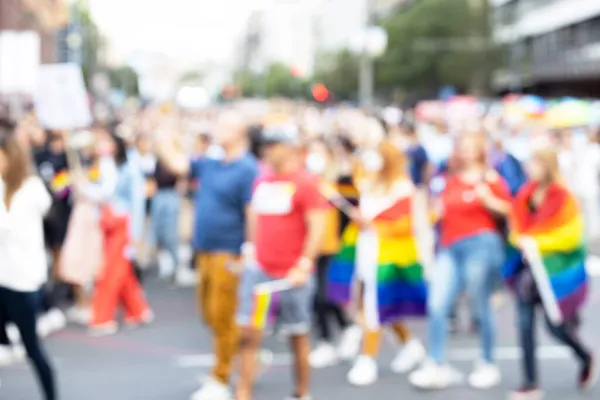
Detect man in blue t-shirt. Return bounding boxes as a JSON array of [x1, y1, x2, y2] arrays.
[[155, 112, 258, 400], [399, 124, 431, 188]]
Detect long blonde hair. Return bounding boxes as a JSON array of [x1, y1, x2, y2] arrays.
[[453, 131, 488, 171], [355, 140, 407, 193], [530, 147, 561, 184]]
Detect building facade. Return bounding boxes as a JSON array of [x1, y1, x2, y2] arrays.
[[493, 0, 600, 96], [0, 0, 68, 63]]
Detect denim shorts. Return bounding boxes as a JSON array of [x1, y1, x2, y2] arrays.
[[236, 264, 315, 335]]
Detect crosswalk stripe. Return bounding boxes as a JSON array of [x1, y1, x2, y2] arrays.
[[173, 345, 571, 368]]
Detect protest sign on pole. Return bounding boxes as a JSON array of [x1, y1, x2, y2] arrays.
[[34, 63, 93, 130], [0, 31, 41, 95]]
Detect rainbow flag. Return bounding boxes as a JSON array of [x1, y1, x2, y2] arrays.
[[501, 182, 588, 320], [250, 290, 280, 330], [49, 167, 101, 199], [327, 197, 428, 324], [50, 170, 71, 198]]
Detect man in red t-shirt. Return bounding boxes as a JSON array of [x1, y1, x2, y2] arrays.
[[235, 124, 326, 400]]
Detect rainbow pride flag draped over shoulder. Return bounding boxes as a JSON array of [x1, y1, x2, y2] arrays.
[[327, 196, 427, 324], [502, 182, 588, 319]]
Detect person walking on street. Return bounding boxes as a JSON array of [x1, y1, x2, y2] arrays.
[[157, 112, 258, 400], [0, 128, 57, 400], [235, 123, 326, 400], [504, 148, 596, 399]]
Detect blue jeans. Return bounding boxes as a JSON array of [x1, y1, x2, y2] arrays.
[[428, 232, 504, 364], [150, 189, 181, 268]]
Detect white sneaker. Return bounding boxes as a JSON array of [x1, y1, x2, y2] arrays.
[[409, 361, 459, 389], [391, 339, 426, 374], [309, 342, 338, 368], [0, 345, 25, 367], [0, 346, 15, 367], [88, 322, 119, 336], [36, 316, 52, 338], [66, 307, 91, 325], [190, 376, 231, 400], [158, 250, 175, 278], [12, 345, 25, 362], [45, 309, 67, 333], [468, 361, 501, 389], [347, 355, 378, 386], [6, 324, 20, 343], [337, 325, 362, 361], [175, 267, 198, 287]]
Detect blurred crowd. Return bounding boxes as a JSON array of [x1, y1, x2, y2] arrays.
[[0, 99, 598, 400]]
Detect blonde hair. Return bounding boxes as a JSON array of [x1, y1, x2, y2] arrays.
[[374, 140, 407, 191], [454, 131, 488, 170], [531, 147, 561, 184]]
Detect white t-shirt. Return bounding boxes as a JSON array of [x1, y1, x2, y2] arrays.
[[0, 176, 52, 292]]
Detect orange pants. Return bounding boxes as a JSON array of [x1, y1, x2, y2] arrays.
[[196, 253, 240, 384], [362, 322, 413, 357], [90, 207, 149, 326]]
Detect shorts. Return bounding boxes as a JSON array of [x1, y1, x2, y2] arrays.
[[236, 264, 315, 335]]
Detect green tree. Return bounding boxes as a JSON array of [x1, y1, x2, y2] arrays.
[[313, 49, 360, 101], [178, 70, 205, 85], [375, 0, 499, 96], [233, 69, 259, 97], [77, 2, 103, 86], [108, 66, 140, 96], [264, 62, 306, 98]]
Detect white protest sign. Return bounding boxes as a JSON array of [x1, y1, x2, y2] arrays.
[[34, 63, 93, 130], [0, 31, 41, 94]]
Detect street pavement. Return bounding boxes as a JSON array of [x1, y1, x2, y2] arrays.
[[3, 254, 600, 400]]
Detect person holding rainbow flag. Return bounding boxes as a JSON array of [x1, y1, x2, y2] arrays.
[[327, 139, 431, 386], [235, 123, 326, 400], [503, 147, 596, 400]]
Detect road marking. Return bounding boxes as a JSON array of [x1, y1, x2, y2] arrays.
[[174, 345, 571, 368]]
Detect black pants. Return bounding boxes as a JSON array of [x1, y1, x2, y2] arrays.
[[313, 255, 349, 342], [517, 295, 591, 387], [0, 286, 56, 400], [39, 281, 75, 314], [0, 309, 9, 345]]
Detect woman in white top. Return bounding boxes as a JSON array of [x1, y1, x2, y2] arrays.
[[0, 132, 56, 400]]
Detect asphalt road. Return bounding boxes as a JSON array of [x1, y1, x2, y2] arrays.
[[3, 246, 600, 400]]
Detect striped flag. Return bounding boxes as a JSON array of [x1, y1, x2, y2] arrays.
[[250, 279, 292, 330]]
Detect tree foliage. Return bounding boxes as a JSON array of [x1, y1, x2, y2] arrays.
[[375, 0, 499, 96], [313, 49, 360, 101], [235, 62, 308, 99], [178, 70, 205, 85], [108, 66, 140, 96], [77, 3, 102, 86], [265, 62, 307, 98]]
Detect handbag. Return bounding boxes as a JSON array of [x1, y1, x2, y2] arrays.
[[59, 201, 104, 285]]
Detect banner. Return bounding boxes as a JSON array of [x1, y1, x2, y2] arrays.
[[34, 63, 92, 130]]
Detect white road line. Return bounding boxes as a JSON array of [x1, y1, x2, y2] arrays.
[[174, 345, 571, 368]]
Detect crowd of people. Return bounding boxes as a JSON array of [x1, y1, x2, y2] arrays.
[[0, 101, 598, 400]]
